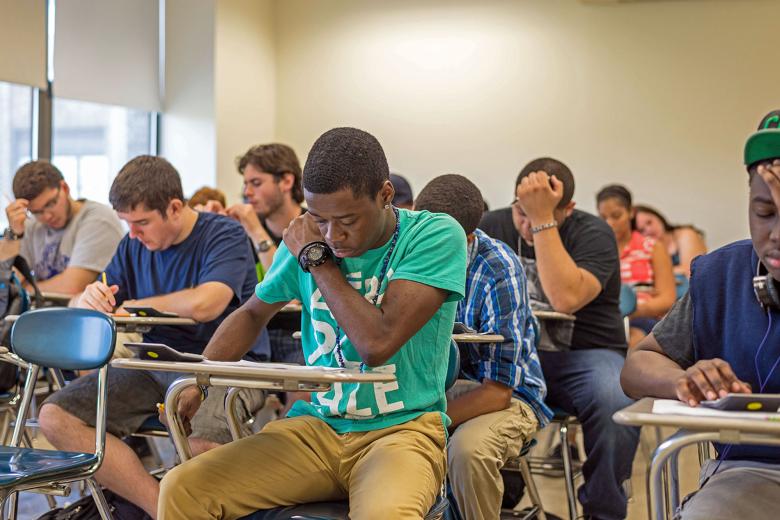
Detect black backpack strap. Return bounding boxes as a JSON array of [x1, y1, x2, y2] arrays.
[[13, 256, 43, 308]]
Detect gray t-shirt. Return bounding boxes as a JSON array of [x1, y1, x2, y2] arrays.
[[651, 291, 695, 369], [20, 200, 125, 281]]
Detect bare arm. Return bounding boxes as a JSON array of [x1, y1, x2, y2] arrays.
[[226, 204, 278, 271], [447, 380, 512, 428], [311, 260, 448, 367], [72, 280, 236, 322], [202, 295, 287, 361], [34, 267, 100, 294], [120, 282, 235, 322], [674, 228, 707, 278], [632, 241, 676, 318], [532, 230, 602, 314], [622, 333, 751, 405]]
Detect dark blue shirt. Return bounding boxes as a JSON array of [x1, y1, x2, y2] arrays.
[[104, 212, 257, 354]]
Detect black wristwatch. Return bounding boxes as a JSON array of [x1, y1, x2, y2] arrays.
[[298, 241, 332, 272], [2, 227, 23, 241]]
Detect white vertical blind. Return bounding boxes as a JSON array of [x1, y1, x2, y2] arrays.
[[54, 0, 160, 111], [0, 0, 47, 88]]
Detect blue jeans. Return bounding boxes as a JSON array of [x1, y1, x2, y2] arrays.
[[539, 348, 640, 520]]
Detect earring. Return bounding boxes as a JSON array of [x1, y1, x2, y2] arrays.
[[384, 204, 390, 209]]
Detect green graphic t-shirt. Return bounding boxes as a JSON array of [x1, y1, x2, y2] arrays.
[[255, 209, 467, 433]]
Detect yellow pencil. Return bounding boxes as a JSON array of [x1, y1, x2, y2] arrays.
[[101, 272, 107, 285]]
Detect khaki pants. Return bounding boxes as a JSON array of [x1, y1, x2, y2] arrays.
[[447, 380, 539, 520], [158, 412, 447, 520]]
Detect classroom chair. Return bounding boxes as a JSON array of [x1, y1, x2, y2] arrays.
[[0, 307, 116, 519]]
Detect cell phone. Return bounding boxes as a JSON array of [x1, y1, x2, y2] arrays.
[[452, 322, 477, 334], [123, 306, 179, 318], [700, 393, 780, 412], [124, 342, 203, 362]]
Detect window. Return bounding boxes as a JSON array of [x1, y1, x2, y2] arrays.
[[52, 98, 154, 204], [0, 81, 34, 205]]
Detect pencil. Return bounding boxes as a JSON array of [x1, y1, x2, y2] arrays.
[[101, 272, 107, 285]]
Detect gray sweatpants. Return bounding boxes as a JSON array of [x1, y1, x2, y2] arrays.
[[677, 459, 780, 520]]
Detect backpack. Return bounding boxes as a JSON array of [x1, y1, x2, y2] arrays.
[[0, 255, 43, 392], [35, 489, 152, 520]]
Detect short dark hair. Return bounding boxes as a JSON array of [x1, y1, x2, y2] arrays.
[[12, 161, 64, 200], [109, 155, 184, 215], [415, 174, 484, 235], [596, 184, 633, 209], [515, 157, 575, 208], [237, 143, 303, 203], [302, 127, 389, 199]]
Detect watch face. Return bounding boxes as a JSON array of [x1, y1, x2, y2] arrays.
[[307, 245, 325, 262]]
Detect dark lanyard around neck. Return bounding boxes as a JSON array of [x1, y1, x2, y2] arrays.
[[333, 206, 400, 371]]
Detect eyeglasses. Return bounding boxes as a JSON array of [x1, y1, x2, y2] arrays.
[[28, 186, 61, 217]]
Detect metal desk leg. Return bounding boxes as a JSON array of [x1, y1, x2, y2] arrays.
[[225, 387, 243, 442], [647, 430, 714, 520], [164, 376, 197, 463], [669, 450, 681, 513]]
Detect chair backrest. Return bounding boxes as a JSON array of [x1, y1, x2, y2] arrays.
[[11, 308, 116, 370], [445, 340, 461, 391], [619, 284, 638, 317]]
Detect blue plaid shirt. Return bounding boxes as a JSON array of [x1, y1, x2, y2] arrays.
[[457, 229, 552, 426]]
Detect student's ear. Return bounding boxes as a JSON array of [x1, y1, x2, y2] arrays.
[[379, 180, 395, 207], [564, 201, 576, 218], [279, 172, 295, 194], [167, 199, 184, 219], [60, 180, 70, 197]]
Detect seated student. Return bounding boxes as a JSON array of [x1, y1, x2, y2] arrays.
[[480, 158, 639, 520], [621, 110, 780, 520], [3, 160, 124, 293], [157, 127, 467, 520], [390, 172, 414, 210], [634, 203, 707, 278], [187, 186, 227, 210], [597, 184, 676, 347], [37, 155, 259, 518], [415, 174, 551, 520]]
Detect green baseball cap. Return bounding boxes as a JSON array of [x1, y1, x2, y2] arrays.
[[745, 110, 780, 169]]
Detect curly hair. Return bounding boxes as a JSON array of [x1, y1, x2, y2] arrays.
[[415, 174, 484, 235], [302, 128, 389, 199]]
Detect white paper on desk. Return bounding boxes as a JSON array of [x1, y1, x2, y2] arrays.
[[199, 359, 343, 371], [652, 399, 780, 420]]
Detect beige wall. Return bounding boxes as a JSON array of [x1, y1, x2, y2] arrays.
[[215, 0, 276, 206], [271, 0, 780, 249], [161, 0, 216, 196]]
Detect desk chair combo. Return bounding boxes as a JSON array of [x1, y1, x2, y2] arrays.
[[0, 308, 116, 519]]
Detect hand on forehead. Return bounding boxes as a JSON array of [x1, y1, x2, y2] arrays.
[[757, 159, 780, 207]]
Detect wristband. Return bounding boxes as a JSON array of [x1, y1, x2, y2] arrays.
[[531, 221, 557, 234]]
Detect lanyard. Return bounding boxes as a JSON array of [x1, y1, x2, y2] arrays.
[[333, 206, 400, 370]]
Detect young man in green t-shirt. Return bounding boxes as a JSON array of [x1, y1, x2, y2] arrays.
[[158, 127, 467, 520]]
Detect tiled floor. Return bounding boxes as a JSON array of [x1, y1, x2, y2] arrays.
[[16, 421, 702, 519]]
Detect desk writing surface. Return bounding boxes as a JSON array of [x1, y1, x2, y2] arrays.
[[4, 314, 195, 326], [532, 310, 576, 322], [452, 333, 505, 344], [111, 358, 396, 384], [613, 397, 780, 435]]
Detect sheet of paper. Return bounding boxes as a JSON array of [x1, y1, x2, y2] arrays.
[[652, 399, 780, 421]]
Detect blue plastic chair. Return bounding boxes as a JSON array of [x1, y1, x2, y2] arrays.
[[619, 284, 638, 317], [237, 341, 461, 520], [0, 308, 116, 519]]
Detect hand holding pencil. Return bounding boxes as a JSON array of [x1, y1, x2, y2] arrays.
[[74, 272, 120, 313]]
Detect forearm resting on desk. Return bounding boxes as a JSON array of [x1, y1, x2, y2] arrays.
[[202, 296, 285, 361], [123, 282, 234, 322], [621, 334, 685, 400], [447, 379, 513, 428]]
